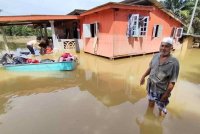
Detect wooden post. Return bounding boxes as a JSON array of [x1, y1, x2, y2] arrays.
[[75, 39, 80, 53], [39, 25, 43, 37], [43, 24, 48, 40], [0, 26, 9, 52]]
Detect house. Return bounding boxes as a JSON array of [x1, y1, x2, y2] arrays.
[[0, 15, 81, 52], [79, 0, 184, 58], [0, 0, 184, 58]]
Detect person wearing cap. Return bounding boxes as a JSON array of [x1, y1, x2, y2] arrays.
[[140, 37, 179, 116]]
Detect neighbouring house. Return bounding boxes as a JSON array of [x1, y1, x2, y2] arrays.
[[181, 34, 200, 48], [0, 0, 184, 58], [0, 15, 82, 52]]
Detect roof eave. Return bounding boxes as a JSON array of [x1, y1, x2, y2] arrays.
[[0, 15, 80, 23], [80, 2, 155, 16], [120, 0, 185, 25]]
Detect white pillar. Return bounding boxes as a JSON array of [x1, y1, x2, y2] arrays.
[[49, 20, 59, 52]]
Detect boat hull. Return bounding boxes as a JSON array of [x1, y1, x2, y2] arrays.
[[4, 61, 76, 71]]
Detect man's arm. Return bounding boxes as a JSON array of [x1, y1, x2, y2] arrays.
[[140, 67, 151, 85], [33, 41, 41, 50], [161, 59, 179, 101]]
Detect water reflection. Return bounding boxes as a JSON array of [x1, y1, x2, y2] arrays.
[[0, 53, 149, 116], [136, 107, 163, 134], [178, 49, 200, 83]]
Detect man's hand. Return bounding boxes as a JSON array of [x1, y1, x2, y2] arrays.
[[140, 67, 151, 86], [160, 92, 170, 102], [160, 82, 175, 101], [140, 77, 145, 85]]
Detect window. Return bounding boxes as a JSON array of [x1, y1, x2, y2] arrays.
[[127, 14, 149, 37], [139, 16, 149, 36], [90, 23, 97, 37], [153, 25, 163, 37], [175, 28, 183, 38], [83, 22, 98, 38], [171, 27, 183, 38]]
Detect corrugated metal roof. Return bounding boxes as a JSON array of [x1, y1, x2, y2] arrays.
[[67, 9, 86, 15]]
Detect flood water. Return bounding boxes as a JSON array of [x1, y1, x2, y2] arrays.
[[0, 48, 200, 134]]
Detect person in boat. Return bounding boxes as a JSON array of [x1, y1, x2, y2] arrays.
[[140, 37, 180, 116], [38, 38, 48, 55], [26, 36, 42, 55], [39, 38, 53, 55]]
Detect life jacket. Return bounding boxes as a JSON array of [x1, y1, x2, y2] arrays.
[[45, 47, 53, 54], [26, 59, 39, 63]]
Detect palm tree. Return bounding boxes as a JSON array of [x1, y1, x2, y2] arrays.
[[161, 0, 190, 18], [161, 0, 200, 34]]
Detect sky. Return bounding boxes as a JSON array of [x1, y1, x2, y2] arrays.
[[0, 0, 122, 16]]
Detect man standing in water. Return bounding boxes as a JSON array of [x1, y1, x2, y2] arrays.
[[140, 37, 179, 116]]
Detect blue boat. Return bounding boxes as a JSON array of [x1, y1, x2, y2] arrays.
[[4, 61, 77, 71]]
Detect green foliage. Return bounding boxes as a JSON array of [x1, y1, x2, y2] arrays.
[[161, 0, 189, 18], [3, 25, 36, 36], [161, 0, 200, 34], [3, 25, 52, 36]]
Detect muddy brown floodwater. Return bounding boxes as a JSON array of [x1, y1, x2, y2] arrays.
[[0, 48, 200, 134]]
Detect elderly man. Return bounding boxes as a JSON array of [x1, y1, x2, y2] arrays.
[[140, 37, 179, 116]]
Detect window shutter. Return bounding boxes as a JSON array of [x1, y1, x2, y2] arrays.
[[139, 16, 149, 36], [157, 25, 163, 37], [95, 22, 99, 37], [144, 16, 149, 36], [127, 14, 139, 37], [171, 27, 176, 37], [83, 24, 91, 38], [153, 25, 157, 37]]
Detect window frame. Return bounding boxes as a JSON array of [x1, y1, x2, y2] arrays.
[[174, 27, 183, 38], [83, 22, 98, 38], [152, 24, 163, 38], [127, 14, 149, 37]]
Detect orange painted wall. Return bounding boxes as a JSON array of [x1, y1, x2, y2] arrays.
[[113, 10, 150, 56], [81, 6, 182, 58], [81, 9, 115, 57], [113, 7, 182, 57]]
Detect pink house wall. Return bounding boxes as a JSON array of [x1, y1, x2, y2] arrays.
[[81, 6, 182, 58], [81, 9, 115, 57], [113, 7, 182, 57]]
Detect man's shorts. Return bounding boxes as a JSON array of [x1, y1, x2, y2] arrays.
[[147, 89, 170, 114]]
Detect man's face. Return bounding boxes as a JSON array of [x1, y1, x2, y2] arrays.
[[159, 42, 172, 56]]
